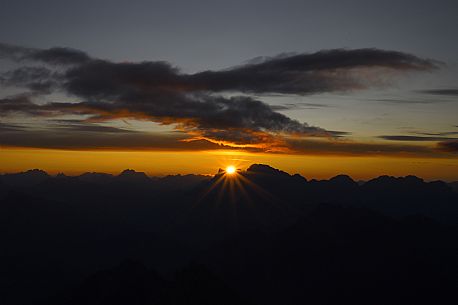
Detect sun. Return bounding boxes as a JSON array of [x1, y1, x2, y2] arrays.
[[226, 165, 236, 175]]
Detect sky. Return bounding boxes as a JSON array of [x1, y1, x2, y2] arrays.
[[0, 0, 458, 180]]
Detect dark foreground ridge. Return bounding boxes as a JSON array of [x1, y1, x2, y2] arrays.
[[1, 165, 458, 305]]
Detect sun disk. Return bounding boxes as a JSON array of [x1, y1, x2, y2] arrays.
[[226, 166, 236, 174]]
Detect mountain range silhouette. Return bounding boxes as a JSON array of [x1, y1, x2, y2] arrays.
[[1, 164, 457, 305]]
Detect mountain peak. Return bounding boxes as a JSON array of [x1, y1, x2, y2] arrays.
[[117, 169, 151, 183], [24, 169, 49, 176], [119, 169, 148, 177], [330, 174, 355, 184], [404, 175, 424, 183], [246, 164, 290, 177]]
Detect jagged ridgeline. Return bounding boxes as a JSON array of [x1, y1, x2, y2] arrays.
[[1, 164, 458, 305]]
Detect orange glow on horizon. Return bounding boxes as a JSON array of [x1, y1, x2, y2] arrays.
[[0, 147, 457, 181]]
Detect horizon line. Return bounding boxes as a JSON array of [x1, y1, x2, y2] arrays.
[[1, 165, 456, 183]]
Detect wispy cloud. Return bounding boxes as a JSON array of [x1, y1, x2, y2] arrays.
[[374, 98, 441, 105], [271, 102, 333, 110], [413, 131, 458, 137], [286, 138, 437, 157], [0, 122, 23, 132]]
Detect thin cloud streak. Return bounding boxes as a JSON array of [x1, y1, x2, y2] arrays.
[[418, 89, 458, 96], [379, 135, 458, 142], [0, 126, 448, 158]]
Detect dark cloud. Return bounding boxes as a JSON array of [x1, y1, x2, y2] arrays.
[[2, 44, 438, 97], [0, 43, 91, 65], [0, 94, 336, 148], [188, 49, 439, 94], [60, 49, 439, 98], [30, 47, 91, 65], [438, 140, 458, 153], [379, 135, 458, 141], [418, 89, 458, 96], [0, 43, 441, 150], [0, 66, 60, 92]]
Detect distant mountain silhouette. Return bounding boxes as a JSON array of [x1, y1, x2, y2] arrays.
[[77, 172, 115, 184], [155, 174, 209, 191], [0, 169, 49, 187], [1, 164, 457, 305], [359, 175, 456, 221]]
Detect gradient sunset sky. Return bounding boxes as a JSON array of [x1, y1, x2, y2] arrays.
[[1, 0, 458, 180]]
